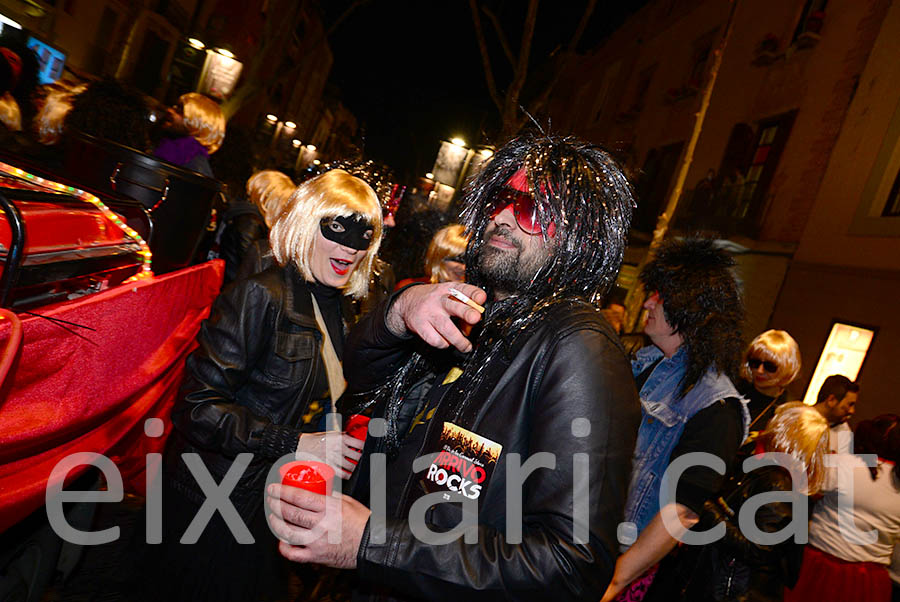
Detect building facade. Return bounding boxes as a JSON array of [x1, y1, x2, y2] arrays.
[[0, 0, 346, 171], [549, 0, 900, 420]]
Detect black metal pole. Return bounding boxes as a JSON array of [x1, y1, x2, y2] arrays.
[[0, 191, 26, 308]]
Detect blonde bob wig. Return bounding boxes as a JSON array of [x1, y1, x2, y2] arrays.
[[270, 169, 382, 299], [179, 92, 225, 154], [425, 224, 469, 283], [741, 329, 801, 387], [760, 402, 830, 495], [247, 170, 295, 227]]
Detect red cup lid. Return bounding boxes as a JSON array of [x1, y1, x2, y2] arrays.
[[278, 461, 334, 495]]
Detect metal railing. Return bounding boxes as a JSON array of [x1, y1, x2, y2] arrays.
[[672, 182, 764, 238]]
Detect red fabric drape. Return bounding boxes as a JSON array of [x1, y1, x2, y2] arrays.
[[0, 261, 223, 533]]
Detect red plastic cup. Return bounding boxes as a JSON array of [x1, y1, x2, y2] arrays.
[[345, 414, 370, 441], [278, 461, 334, 495]]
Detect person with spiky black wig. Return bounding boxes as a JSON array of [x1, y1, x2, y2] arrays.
[[600, 238, 750, 602], [265, 133, 642, 600]]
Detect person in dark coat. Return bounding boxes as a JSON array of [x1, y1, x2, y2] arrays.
[[645, 402, 829, 602], [267, 133, 641, 601], [148, 169, 383, 602], [218, 170, 294, 284]]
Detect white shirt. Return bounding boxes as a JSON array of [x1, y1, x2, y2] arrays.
[[829, 422, 852, 454], [809, 455, 900, 565]]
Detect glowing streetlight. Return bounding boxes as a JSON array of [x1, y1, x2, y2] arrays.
[[312, 159, 321, 165], [479, 148, 494, 158], [292, 139, 301, 148], [306, 144, 317, 152], [187, 37, 205, 50], [284, 121, 296, 129], [215, 48, 236, 59], [266, 114, 278, 123], [450, 137, 466, 147], [425, 172, 434, 179]]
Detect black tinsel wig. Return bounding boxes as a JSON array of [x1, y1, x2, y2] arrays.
[[461, 133, 635, 302], [640, 238, 745, 397], [346, 133, 637, 454]]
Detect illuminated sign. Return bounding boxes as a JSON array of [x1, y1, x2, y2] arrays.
[[26, 36, 66, 85], [432, 141, 469, 188], [197, 51, 243, 100], [802, 321, 876, 405]]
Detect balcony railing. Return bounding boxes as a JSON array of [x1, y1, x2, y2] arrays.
[[671, 182, 765, 238]]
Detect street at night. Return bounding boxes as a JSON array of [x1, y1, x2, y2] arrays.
[[1, 0, 899, 601]]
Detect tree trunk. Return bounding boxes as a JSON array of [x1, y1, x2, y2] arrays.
[[623, 0, 741, 331]]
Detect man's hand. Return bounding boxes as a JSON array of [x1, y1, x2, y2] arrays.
[[386, 283, 487, 352], [266, 483, 371, 569]]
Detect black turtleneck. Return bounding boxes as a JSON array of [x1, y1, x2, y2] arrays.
[[308, 280, 344, 358]]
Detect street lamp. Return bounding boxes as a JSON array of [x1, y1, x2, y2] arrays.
[[214, 47, 236, 59], [284, 121, 297, 130], [266, 114, 278, 123], [425, 172, 434, 179], [451, 137, 466, 147], [292, 139, 302, 148], [187, 37, 205, 50], [306, 144, 316, 152]]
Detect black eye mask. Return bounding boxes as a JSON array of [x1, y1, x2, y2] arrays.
[[320, 215, 374, 251]]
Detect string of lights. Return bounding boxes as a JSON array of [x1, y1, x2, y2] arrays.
[[0, 161, 154, 280]]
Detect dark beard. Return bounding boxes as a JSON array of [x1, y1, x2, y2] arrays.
[[471, 227, 545, 296]]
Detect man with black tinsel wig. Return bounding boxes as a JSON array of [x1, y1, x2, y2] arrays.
[[600, 238, 749, 601], [265, 133, 642, 600]]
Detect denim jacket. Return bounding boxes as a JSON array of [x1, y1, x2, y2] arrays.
[[622, 345, 749, 539]]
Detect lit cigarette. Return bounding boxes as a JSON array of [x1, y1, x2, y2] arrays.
[[448, 287, 484, 314]]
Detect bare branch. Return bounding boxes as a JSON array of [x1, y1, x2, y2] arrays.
[[567, 0, 598, 54], [326, 0, 373, 37], [482, 6, 516, 68], [526, 0, 597, 119], [503, 0, 539, 122], [469, 0, 504, 112]]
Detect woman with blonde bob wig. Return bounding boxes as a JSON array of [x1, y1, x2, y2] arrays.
[[271, 169, 383, 298], [739, 329, 802, 437], [424, 223, 468, 283], [645, 402, 829, 602], [217, 170, 296, 284], [153, 92, 224, 177], [395, 223, 469, 289], [248, 169, 296, 227], [178, 92, 225, 154], [156, 168, 382, 602]]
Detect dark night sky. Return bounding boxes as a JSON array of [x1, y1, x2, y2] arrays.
[[323, 1, 647, 181]]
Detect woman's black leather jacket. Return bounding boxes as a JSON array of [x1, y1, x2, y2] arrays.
[[164, 264, 328, 517]]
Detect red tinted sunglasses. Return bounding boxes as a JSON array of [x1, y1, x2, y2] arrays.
[[490, 187, 556, 237]]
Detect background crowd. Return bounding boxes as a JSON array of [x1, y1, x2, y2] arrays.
[[0, 53, 898, 602]]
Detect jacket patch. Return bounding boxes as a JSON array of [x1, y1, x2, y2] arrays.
[[422, 422, 502, 502]]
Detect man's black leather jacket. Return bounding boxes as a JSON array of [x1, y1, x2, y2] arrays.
[[164, 264, 327, 517], [342, 295, 641, 601]]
